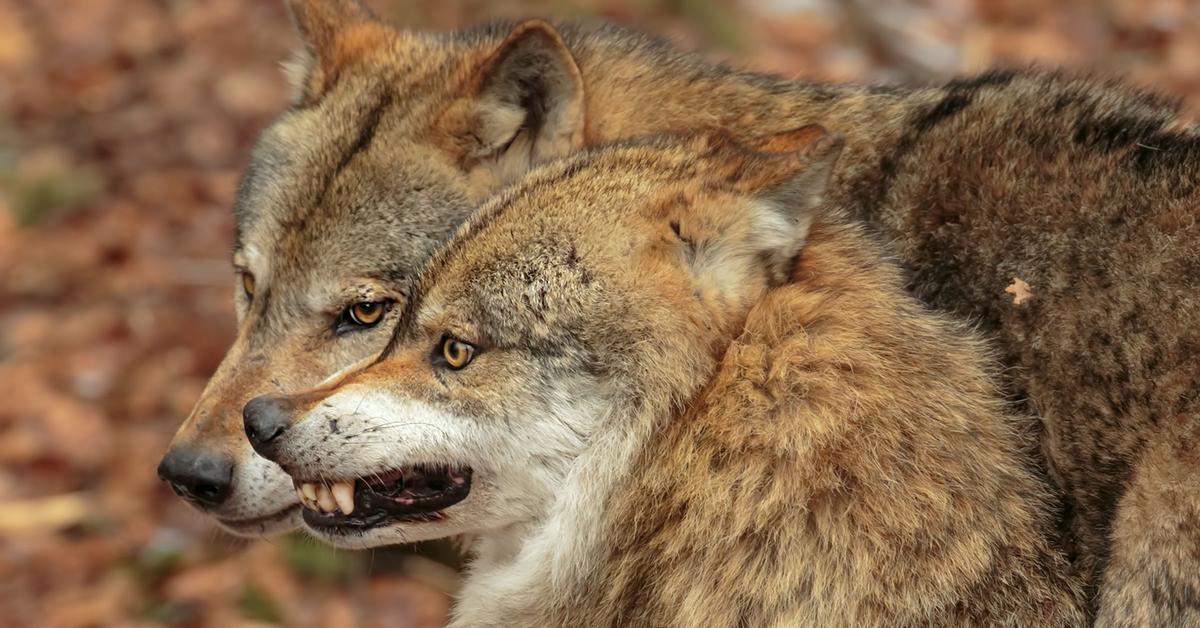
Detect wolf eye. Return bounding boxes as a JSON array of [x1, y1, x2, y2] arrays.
[[346, 301, 386, 326], [241, 273, 256, 299], [438, 337, 476, 370]]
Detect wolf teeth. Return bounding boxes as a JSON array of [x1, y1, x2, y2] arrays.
[[331, 481, 355, 514], [299, 482, 318, 508], [295, 480, 355, 515], [315, 484, 336, 512]]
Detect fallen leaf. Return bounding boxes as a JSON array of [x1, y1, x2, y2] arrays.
[[1005, 277, 1034, 305], [0, 492, 92, 532]]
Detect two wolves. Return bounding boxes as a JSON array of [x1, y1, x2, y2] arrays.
[[244, 129, 1087, 626], [157, 0, 1200, 622]]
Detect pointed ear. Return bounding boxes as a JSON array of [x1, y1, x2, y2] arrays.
[[452, 20, 585, 189], [732, 125, 843, 226], [283, 0, 381, 102], [680, 126, 843, 291]]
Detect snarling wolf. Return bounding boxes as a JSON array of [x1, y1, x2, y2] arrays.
[[159, 1, 1199, 621], [243, 129, 1087, 626]]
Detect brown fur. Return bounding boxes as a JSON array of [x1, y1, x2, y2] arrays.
[[837, 71, 1200, 626], [254, 132, 1086, 626], [164, 4, 1199, 620], [587, 220, 1085, 627]]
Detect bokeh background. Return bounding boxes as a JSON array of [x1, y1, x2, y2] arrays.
[[1, 0, 1198, 626]]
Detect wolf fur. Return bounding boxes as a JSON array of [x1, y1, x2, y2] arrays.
[[162, 3, 1200, 621], [252, 130, 1087, 627]]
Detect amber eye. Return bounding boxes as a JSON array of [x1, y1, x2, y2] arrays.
[[241, 272, 256, 298], [347, 301, 386, 326], [440, 337, 476, 370]]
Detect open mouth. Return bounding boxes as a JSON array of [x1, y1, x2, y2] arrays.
[[294, 465, 472, 531]]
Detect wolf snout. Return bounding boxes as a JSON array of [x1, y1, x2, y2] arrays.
[[157, 446, 235, 509], [243, 395, 293, 460]]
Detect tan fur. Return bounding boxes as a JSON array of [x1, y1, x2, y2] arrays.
[[165, 6, 1199, 620], [249, 132, 1084, 626]]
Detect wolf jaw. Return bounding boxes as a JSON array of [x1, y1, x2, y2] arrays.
[[292, 466, 473, 530]]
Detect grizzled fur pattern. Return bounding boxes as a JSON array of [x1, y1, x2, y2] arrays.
[[255, 132, 1086, 626], [836, 71, 1200, 626], [161, 1, 1199, 622]]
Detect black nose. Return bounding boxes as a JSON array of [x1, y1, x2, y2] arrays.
[[243, 395, 290, 458], [156, 447, 234, 509]]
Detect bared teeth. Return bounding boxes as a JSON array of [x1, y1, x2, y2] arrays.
[[295, 481, 355, 515], [331, 481, 355, 515], [300, 483, 318, 509], [316, 484, 337, 512]]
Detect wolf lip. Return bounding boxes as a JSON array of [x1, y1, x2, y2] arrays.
[[297, 466, 472, 531]]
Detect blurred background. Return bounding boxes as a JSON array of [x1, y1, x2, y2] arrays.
[[0, 0, 1197, 625]]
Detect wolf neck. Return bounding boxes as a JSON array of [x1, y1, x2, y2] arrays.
[[564, 28, 920, 187], [451, 407, 654, 627]]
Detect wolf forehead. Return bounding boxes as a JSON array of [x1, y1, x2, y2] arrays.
[[230, 100, 468, 290], [373, 134, 806, 367]]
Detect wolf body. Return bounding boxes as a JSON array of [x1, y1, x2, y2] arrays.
[[159, 2, 1200, 621], [246, 131, 1087, 627]]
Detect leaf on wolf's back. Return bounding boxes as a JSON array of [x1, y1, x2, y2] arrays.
[[1005, 277, 1034, 306], [0, 491, 91, 531]]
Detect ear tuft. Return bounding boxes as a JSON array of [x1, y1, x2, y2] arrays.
[[284, 0, 380, 100], [287, 0, 374, 54]]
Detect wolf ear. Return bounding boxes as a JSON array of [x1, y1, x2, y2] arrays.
[[681, 126, 843, 291], [455, 20, 585, 188], [733, 125, 843, 228], [283, 0, 380, 102]]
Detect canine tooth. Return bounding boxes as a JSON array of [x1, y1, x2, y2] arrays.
[[301, 483, 318, 502], [316, 484, 336, 512], [331, 481, 355, 515]]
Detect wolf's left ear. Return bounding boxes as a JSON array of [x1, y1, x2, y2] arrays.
[[283, 0, 381, 101], [450, 20, 585, 188]]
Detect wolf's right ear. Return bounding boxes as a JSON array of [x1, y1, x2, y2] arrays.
[[283, 0, 381, 102], [443, 20, 585, 191], [678, 127, 843, 292]]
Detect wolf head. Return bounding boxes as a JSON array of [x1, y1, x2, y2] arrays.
[[241, 128, 842, 549], [156, 1, 595, 535]]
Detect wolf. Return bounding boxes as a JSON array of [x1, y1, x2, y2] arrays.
[[241, 128, 1087, 627], [158, 1, 1199, 621]]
